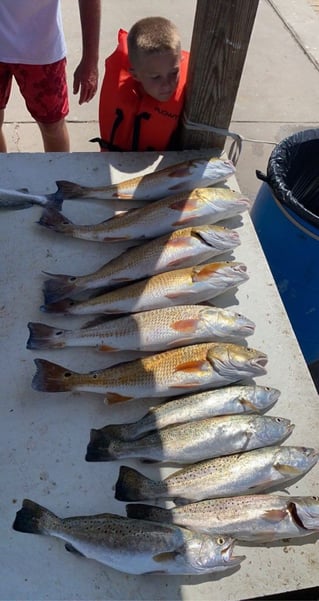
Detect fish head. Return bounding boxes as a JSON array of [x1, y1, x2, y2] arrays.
[[201, 307, 255, 339], [293, 496, 319, 530], [194, 158, 236, 184], [250, 386, 281, 412], [192, 224, 241, 251], [179, 532, 245, 574], [254, 416, 294, 446], [198, 187, 251, 214], [207, 344, 268, 379], [192, 261, 249, 290]]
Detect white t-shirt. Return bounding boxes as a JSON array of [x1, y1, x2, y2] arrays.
[[0, 0, 66, 64]]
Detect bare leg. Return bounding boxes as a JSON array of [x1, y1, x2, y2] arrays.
[[0, 109, 7, 152], [37, 118, 70, 152]]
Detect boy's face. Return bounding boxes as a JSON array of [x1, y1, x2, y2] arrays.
[[130, 51, 181, 102]]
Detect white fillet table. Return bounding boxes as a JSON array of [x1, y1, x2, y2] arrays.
[[0, 151, 318, 601]]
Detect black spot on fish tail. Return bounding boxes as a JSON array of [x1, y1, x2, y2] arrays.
[[40, 298, 78, 315], [115, 466, 156, 502], [31, 358, 77, 393], [126, 503, 171, 523], [85, 428, 116, 462], [12, 499, 57, 535]]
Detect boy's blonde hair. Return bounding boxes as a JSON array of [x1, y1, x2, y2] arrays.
[[127, 16, 181, 66]]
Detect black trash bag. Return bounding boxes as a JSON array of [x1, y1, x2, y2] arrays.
[[256, 128, 319, 227]]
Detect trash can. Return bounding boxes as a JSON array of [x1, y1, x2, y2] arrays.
[[250, 128, 319, 369]]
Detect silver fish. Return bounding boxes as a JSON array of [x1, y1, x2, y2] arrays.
[[27, 305, 255, 352], [40, 261, 249, 316], [115, 446, 319, 503], [0, 186, 63, 211], [37, 187, 251, 243], [126, 494, 319, 543], [12, 498, 244, 575], [42, 225, 241, 303], [86, 414, 294, 463], [55, 156, 236, 200], [86, 385, 281, 442], [31, 342, 268, 404]]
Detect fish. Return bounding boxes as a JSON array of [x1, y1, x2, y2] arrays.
[[27, 305, 255, 352], [91, 385, 280, 442], [126, 494, 319, 543], [31, 342, 268, 404], [0, 186, 63, 211], [54, 156, 236, 200], [86, 414, 294, 463], [114, 446, 319, 503], [12, 498, 245, 575], [40, 261, 249, 316], [42, 225, 241, 303], [37, 187, 251, 243]]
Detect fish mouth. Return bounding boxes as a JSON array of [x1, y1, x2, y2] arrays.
[[222, 540, 246, 566], [253, 355, 268, 369]]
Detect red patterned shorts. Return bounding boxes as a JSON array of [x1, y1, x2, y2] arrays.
[[0, 58, 69, 123]]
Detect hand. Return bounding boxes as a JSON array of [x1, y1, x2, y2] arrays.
[[73, 59, 98, 104]]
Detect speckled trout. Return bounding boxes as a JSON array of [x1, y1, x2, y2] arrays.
[[27, 305, 255, 352], [31, 342, 268, 403], [115, 446, 319, 503], [42, 225, 241, 303], [87, 385, 280, 442], [12, 499, 245, 575], [126, 494, 319, 543], [41, 261, 249, 316], [37, 187, 251, 243], [86, 414, 293, 463], [55, 156, 236, 200]]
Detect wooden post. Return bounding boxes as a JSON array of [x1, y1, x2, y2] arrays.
[[178, 0, 259, 150]]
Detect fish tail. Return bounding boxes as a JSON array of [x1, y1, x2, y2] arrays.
[[126, 503, 171, 523], [85, 427, 118, 462], [55, 180, 88, 199], [27, 322, 68, 350], [32, 358, 77, 392], [40, 298, 77, 314], [45, 185, 64, 211], [38, 207, 73, 232], [43, 274, 79, 304], [115, 466, 156, 502], [12, 498, 60, 535]]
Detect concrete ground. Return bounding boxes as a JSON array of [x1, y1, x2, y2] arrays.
[[2, 0, 319, 202]]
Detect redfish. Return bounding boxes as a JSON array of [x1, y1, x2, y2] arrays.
[[37, 187, 251, 243], [27, 305, 255, 352], [42, 225, 241, 303], [55, 156, 236, 200], [41, 261, 249, 317], [31, 342, 268, 404]]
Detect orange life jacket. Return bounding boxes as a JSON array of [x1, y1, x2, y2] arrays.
[[98, 29, 189, 152]]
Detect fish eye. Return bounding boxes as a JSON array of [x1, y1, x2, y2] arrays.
[[312, 496, 319, 500], [217, 537, 225, 545], [275, 417, 283, 423]]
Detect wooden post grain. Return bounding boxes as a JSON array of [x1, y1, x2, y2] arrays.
[[179, 0, 259, 150]]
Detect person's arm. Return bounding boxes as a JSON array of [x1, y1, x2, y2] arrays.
[[73, 0, 101, 104]]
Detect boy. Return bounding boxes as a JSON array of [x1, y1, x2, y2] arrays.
[[97, 16, 189, 152]]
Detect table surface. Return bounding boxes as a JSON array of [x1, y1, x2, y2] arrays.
[[1, 151, 318, 601]]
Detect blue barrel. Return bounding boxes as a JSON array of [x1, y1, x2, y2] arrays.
[[250, 129, 319, 366]]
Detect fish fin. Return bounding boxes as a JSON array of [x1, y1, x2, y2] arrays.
[[274, 463, 304, 476], [115, 466, 155, 502], [105, 392, 134, 404], [239, 398, 261, 412], [153, 551, 178, 563], [192, 263, 221, 281], [38, 207, 73, 232], [65, 543, 85, 556], [26, 322, 67, 350], [126, 503, 170, 523], [97, 344, 118, 352], [81, 316, 112, 329], [262, 509, 288, 523], [12, 498, 58, 535], [174, 359, 208, 373], [173, 497, 192, 506], [32, 358, 77, 392], [170, 318, 200, 334]]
